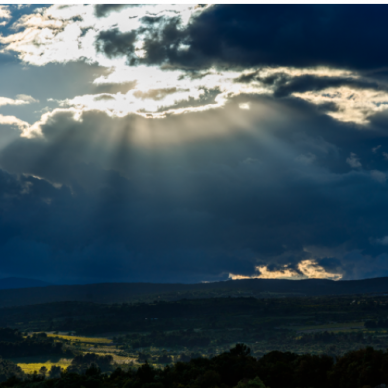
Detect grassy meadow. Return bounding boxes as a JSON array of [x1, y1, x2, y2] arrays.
[[10, 356, 72, 374], [47, 333, 112, 344]]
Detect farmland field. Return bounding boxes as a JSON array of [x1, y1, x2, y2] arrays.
[[10, 356, 72, 374], [47, 334, 112, 344]]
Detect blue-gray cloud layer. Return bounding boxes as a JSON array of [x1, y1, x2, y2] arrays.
[[1, 94, 388, 282]]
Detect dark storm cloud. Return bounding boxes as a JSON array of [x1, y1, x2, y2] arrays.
[[94, 4, 129, 18], [316, 258, 342, 272], [234, 72, 386, 98], [2, 92, 388, 282], [179, 5, 388, 70], [95, 28, 137, 60], [95, 5, 388, 71], [140, 15, 164, 25], [5, 5, 388, 284], [95, 16, 186, 67], [140, 16, 186, 66], [274, 76, 383, 99]]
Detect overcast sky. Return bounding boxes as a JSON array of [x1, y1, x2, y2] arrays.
[[1, 4, 388, 284]]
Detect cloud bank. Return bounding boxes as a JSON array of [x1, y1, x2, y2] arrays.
[[0, 5, 388, 283]]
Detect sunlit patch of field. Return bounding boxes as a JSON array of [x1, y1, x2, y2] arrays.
[[47, 334, 112, 344], [12, 358, 72, 374]]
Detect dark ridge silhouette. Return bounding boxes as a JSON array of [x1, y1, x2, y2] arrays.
[[0, 277, 51, 290], [1, 277, 388, 308]]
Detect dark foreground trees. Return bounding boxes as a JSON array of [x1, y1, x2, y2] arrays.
[[0, 331, 72, 359], [2, 344, 388, 388], [0, 358, 25, 383]]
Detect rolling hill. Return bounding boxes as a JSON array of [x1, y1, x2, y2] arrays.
[[0, 277, 388, 308], [0, 277, 51, 290]]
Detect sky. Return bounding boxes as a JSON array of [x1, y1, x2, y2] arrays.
[[1, 4, 388, 284]]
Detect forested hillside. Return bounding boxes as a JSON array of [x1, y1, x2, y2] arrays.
[[2, 296, 388, 358], [2, 277, 388, 308]]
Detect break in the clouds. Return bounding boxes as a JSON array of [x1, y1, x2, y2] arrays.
[[2, 5, 388, 284]]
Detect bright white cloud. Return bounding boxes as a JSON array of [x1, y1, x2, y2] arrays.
[[1, 4, 388, 126], [62, 65, 388, 121], [0, 95, 38, 107], [59, 66, 357, 118], [0, 5, 11, 21], [0, 4, 206, 67], [294, 86, 388, 124], [0, 114, 29, 130], [59, 66, 246, 117], [229, 266, 298, 280], [239, 103, 250, 110], [15, 94, 39, 103]]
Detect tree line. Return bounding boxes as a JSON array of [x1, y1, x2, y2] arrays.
[[116, 329, 211, 349], [2, 344, 388, 388], [0, 330, 72, 359]]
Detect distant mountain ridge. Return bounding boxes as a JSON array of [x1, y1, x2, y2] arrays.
[[1, 277, 388, 308], [0, 277, 51, 290]]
